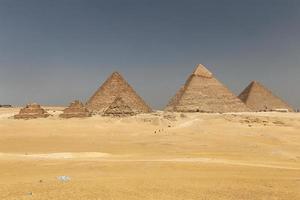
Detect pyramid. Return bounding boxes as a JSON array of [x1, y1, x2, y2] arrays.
[[165, 64, 250, 113], [103, 97, 135, 117], [238, 81, 294, 112], [59, 100, 91, 118], [14, 103, 50, 119], [86, 72, 152, 114]]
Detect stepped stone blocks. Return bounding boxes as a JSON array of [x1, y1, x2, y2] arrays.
[[165, 64, 250, 113], [103, 97, 135, 117], [166, 86, 185, 110], [14, 103, 50, 119], [60, 100, 91, 118], [238, 81, 294, 112], [86, 72, 152, 114]]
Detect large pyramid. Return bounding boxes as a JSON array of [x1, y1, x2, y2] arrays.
[[238, 81, 294, 112], [165, 64, 250, 113], [86, 72, 152, 113]]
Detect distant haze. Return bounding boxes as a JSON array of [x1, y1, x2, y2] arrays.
[[0, 0, 299, 110]]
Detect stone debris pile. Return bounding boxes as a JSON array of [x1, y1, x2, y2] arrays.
[[59, 100, 91, 118], [103, 97, 135, 117], [14, 103, 50, 119]]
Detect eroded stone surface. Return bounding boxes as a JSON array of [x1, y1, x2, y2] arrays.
[[60, 100, 91, 118], [14, 103, 50, 119], [103, 97, 135, 117]]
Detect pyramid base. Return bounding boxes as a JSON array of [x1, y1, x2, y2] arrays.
[[59, 113, 91, 118], [102, 112, 136, 117], [14, 113, 50, 119]]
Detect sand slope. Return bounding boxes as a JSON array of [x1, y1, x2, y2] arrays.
[[0, 107, 299, 199]]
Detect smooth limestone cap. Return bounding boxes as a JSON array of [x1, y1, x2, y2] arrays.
[[192, 64, 213, 78]]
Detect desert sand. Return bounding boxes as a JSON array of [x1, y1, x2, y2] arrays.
[[0, 107, 299, 200]]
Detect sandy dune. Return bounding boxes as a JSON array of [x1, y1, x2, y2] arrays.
[[0, 107, 299, 199]]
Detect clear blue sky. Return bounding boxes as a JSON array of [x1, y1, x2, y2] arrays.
[[0, 0, 299, 109]]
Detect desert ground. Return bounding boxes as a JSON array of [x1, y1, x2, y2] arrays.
[[0, 107, 299, 200]]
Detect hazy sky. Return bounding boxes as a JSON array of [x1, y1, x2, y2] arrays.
[[0, 0, 299, 109]]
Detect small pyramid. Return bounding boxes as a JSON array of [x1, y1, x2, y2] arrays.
[[86, 72, 152, 114], [238, 81, 294, 112], [165, 64, 250, 113], [14, 103, 50, 119], [59, 100, 91, 118], [103, 97, 135, 117]]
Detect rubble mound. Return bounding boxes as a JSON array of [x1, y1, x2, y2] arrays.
[[14, 103, 50, 119], [60, 100, 91, 118]]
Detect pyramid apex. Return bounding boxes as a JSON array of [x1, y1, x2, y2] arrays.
[[193, 64, 213, 78], [249, 81, 264, 88], [111, 71, 122, 76], [108, 71, 124, 80]]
